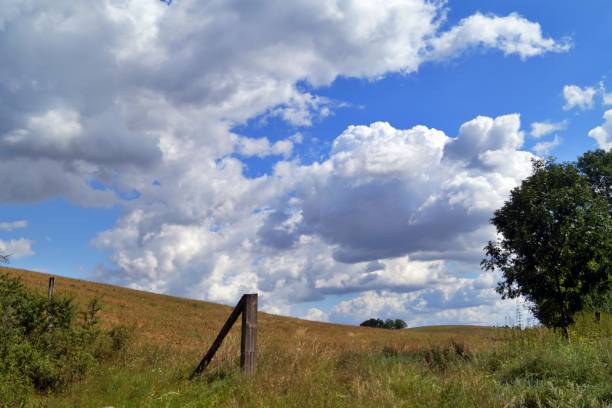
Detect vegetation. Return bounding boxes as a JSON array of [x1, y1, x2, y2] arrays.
[[360, 318, 407, 330], [577, 149, 611, 204], [0, 273, 130, 407], [0, 267, 609, 407], [483, 152, 611, 336]]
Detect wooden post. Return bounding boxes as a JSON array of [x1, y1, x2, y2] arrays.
[[240, 294, 257, 374], [191, 293, 258, 379], [48, 277, 55, 301]]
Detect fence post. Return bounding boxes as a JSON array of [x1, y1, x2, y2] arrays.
[[240, 294, 257, 374], [191, 293, 258, 379], [48, 277, 55, 301]]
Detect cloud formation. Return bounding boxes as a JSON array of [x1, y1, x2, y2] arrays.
[[588, 109, 612, 151], [0, 238, 34, 259], [530, 120, 567, 138], [0, 220, 27, 231], [95, 113, 536, 323], [261, 115, 532, 265], [532, 135, 562, 155], [1, 0, 566, 323], [563, 85, 597, 110]]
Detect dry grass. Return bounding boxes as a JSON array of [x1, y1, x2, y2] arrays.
[[1, 266, 499, 363], [4, 266, 608, 407]]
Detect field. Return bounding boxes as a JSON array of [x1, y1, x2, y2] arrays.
[[2, 266, 611, 407]]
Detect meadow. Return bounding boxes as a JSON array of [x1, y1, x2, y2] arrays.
[[2, 266, 610, 407]]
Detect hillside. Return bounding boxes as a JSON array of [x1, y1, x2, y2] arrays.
[[2, 266, 609, 407], [0, 266, 500, 354]]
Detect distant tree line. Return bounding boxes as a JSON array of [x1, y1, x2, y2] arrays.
[[360, 318, 407, 329]]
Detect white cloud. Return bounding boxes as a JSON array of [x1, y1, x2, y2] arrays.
[[236, 137, 293, 158], [429, 12, 570, 60], [94, 113, 535, 321], [598, 81, 612, 106], [532, 135, 561, 155], [0, 220, 27, 231], [260, 114, 533, 265], [563, 85, 597, 110], [0, 1, 566, 206], [0, 238, 34, 259], [268, 93, 335, 127], [529, 120, 567, 138], [303, 308, 329, 322], [331, 274, 533, 327], [0, 1, 565, 322], [588, 109, 612, 151]]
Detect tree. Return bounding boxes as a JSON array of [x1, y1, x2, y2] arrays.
[[577, 149, 611, 204], [360, 318, 385, 328], [576, 149, 612, 321], [390, 318, 407, 329], [359, 317, 407, 329], [482, 157, 611, 337]]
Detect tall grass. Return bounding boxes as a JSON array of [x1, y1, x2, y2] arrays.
[[30, 314, 611, 408], [2, 268, 609, 407]]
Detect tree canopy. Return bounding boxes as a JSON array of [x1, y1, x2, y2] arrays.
[[482, 153, 611, 335], [360, 318, 407, 329]]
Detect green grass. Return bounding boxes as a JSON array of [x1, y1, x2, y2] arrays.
[[30, 323, 611, 407], [2, 267, 611, 407]]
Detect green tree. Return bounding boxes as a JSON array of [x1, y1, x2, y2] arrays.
[[360, 318, 406, 329], [577, 149, 611, 204], [482, 157, 611, 337], [577, 149, 611, 321], [360, 318, 385, 328], [392, 319, 407, 329]]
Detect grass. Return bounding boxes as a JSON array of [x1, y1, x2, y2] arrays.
[[2, 266, 610, 407]]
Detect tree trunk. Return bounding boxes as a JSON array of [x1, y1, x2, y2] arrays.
[[595, 311, 601, 323]]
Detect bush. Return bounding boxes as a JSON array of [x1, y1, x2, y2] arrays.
[[0, 274, 130, 405]]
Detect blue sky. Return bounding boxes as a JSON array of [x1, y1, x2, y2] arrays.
[[1, 0, 611, 326]]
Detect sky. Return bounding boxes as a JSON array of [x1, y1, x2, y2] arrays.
[[1, 0, 611, 327]]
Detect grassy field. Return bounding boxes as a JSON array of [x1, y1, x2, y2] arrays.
[[2, 266, 610, 407]]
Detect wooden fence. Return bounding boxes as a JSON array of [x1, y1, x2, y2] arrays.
[[191, 293, 258, 378], [45, 276, 258, 378]]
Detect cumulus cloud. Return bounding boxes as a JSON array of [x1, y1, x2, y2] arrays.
[[331, 284, 532, 327], [303, 308, 329, 322], [0, 220, 27, 231], [588, 109, 612, 151], [93, 113, 536, 325], [0, 238, 34, 259], [1, 0, 566, 323], [236, 137, 293, 158], [563, 85, 597, 110], [532, 135, 562, 155], [0, 0, 566, 206], [261, 114, 533, 265], [429, 12, 570, 61], [529, 120, 567, 138]]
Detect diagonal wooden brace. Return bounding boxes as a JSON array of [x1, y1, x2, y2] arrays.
[[190, 293, 257, 378]]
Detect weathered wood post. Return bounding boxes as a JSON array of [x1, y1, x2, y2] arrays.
[[191, 293, 258, 379], [240, 294, 257, 374], [48, 277, 55, 301]]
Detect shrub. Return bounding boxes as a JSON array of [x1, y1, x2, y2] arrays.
[[0, 274, 130, 404]]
